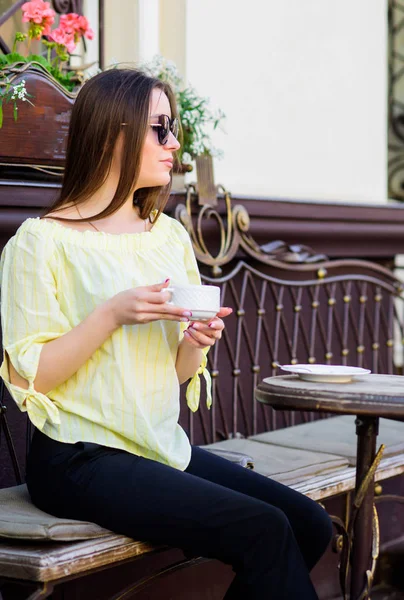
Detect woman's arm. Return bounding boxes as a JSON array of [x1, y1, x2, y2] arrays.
[[175, 307, 233, 384], [9, 301, 119, 394], [9, 281, 190, 395], [175, 341, 203, 384]]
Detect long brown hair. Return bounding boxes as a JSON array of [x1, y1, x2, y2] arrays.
[[43, 67, 179, 224]]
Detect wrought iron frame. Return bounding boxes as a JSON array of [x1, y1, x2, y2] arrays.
[[177, 177, 404, 600], [388, 0, 404, 199]]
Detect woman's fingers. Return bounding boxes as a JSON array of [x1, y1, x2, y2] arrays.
[[217, 307, 233, 318], [192, 318, 224, 333], [139, 312, 190, 323], [147, 280, 171, 293], [141, 290, 172, 305], [139, 302, 192, 318], [182, 330, 203, 347], [184, 326, 219, 346]]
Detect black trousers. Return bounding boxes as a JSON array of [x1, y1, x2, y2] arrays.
[[26, 430, 332, 599]]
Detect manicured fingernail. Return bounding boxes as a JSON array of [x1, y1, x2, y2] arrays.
[[183, 311, 192, 317], [165, 278, 170, 283], [192, 323, 199, 329], [184, 330, 190, 335], [181, 317, 189, 322], [208, 323, 214, 327]]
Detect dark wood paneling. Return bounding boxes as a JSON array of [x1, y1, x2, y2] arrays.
[[2, 183, 404, 260]]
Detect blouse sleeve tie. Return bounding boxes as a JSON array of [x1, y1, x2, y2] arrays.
[[5, 380, 61, 431], [0, 362, 61, 431], [185, 350, 212, 413]]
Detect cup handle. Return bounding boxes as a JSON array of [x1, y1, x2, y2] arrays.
[[165, 287, 174, 304]]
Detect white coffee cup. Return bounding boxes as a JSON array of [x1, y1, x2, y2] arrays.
[[166, 284, 221, 321]]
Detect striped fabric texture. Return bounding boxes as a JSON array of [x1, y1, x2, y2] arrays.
[[0, 213, 210, 470]]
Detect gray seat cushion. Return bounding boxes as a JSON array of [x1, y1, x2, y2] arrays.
[[0, 534, 155, 581], [0, 450, 252, 542], [0, 484, 111, 541], [203, 438, 349, 485], [202, 447, 254, 468]]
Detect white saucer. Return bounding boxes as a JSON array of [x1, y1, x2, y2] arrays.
[[189, 310, 218, 322], [279, 364, 371, 383]]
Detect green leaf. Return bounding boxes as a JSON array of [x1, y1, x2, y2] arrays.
[[28, 54, 52, 69], [3, 52, 27, 64], [13, 102, 18, 122], [0, 102, 3, 129]]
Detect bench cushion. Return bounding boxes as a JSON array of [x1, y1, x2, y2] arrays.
[[0, 533, 158, 580], [0, 485, 111, 541], [202, 447, 254, 468], [249, 416, 404, 466], [202, 438, 349, 486]]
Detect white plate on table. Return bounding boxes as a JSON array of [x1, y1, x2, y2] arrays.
[[279, 364, 371, 383]]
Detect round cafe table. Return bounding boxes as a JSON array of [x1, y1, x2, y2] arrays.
[[255, 373, 404, 600]]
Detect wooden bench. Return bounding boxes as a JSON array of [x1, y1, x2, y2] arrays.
[[2, 189, 404, 599]]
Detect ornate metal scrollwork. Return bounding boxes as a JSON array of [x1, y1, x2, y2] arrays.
[[388, 0, 404, 199], [260, 240, 328, 264], [327, 445, 384, 600], [175, 183, 328, 277], [51, 0, 84, 14]]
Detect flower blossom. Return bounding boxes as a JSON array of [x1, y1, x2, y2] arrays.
[[49, 26, 76, 53], [60, 13, 94, 41], [21, 0, 55, 38], [11, 81, 28, 102]]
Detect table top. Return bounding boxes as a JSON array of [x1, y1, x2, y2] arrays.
[[255, 374, 404, 418]]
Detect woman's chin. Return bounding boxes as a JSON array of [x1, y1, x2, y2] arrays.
[[157, 174, 172, 187], [140, 174, 172, 188]]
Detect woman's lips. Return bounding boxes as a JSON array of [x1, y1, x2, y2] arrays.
[[161, 159, 173, 168]]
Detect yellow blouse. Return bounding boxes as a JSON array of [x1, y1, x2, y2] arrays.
[[0, 213, 211, 471]]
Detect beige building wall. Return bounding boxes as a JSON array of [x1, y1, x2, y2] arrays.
[[185, 0, 388, 202], [159, 0, 187, 77], [87, 0, 388, 203], [103, 0, 140, 66]]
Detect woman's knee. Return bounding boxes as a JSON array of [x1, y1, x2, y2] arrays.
[[251, 505, 294, 553], [313, 502, 333, 546], [225, 504, 292, 556], [303, 501, 333, 566]]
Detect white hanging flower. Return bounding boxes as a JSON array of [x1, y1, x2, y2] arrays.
[[181, 152, 193, 165], [0, 78, 34, 128], [140, 54, 225, 160]]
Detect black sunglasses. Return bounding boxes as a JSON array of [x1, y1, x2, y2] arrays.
[[150, 114, 179, 145]]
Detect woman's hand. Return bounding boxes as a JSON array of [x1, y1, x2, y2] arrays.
[[107, 280, 191, 327], [182, 307, 232, 348]]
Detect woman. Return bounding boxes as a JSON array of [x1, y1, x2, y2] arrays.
[[0, 68, 331, 599]]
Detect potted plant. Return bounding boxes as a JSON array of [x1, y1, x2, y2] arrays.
[[142, 55, 225, 186], [0, 0, 94, 171], [0, 0, 94, 120]]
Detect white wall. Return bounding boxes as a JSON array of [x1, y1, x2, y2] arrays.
[[185, 0, 388, 202]]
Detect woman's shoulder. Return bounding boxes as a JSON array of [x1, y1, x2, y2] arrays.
[[0, 218, 58, 277], [7, 217, 56, 248], [160, 212, 191, 242]]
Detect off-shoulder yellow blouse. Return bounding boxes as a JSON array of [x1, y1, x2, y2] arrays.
[[0, 213, 211, 470]]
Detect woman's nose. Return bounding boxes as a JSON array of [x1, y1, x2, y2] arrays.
[[167, 131, 181, 150]]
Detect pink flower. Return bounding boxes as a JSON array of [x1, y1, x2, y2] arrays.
[[49, 26, 76, 53], [78, 15, 94, 40], [21, 0, 55, 37], [60, 13, 94, 41]]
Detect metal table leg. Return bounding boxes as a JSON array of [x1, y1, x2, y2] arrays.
[[350, 416, 379, 600]]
